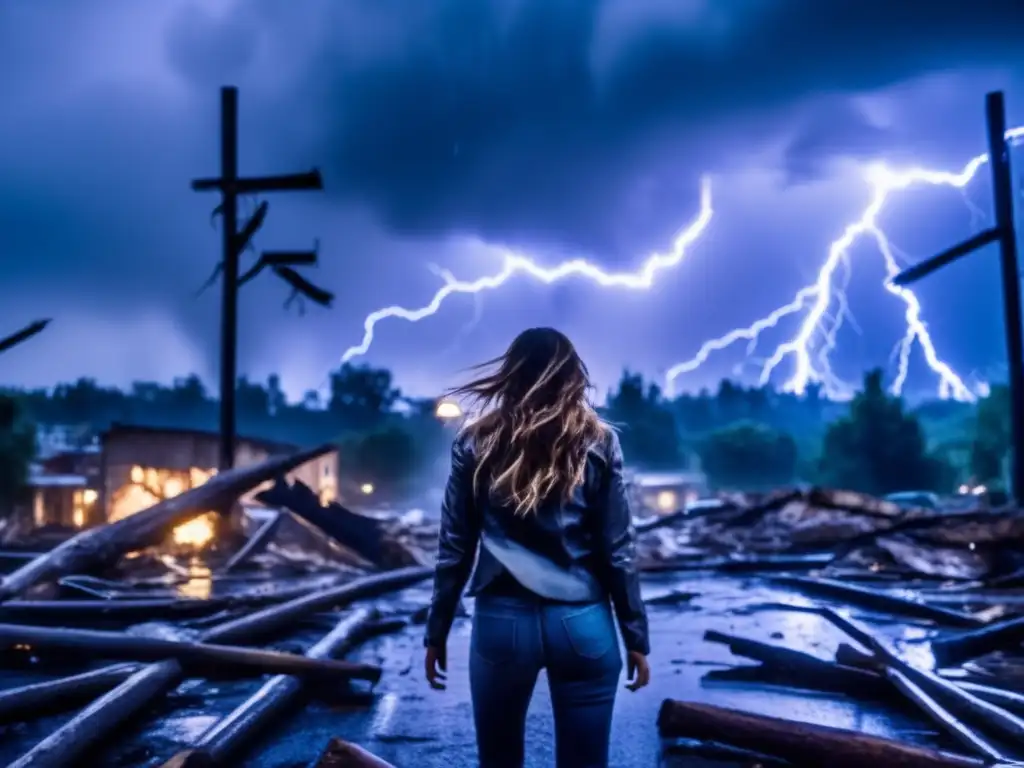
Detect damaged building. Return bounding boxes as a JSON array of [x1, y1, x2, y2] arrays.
[[23, 423, 338, 548]]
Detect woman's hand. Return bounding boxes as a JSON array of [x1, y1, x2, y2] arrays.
[[425, 645, 448, 691], [625, 651, 650, 692]]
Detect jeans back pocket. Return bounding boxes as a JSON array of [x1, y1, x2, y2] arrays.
[[472, 612, 518, 665], [561, 603, 615, 660]]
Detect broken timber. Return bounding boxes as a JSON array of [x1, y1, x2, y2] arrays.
[[0, 664, 140, 725], [0, 444, 335, 602], [702, 629, 889, 696], [161, 608, 381, 767], [657, 699, 988, 768], [257, 479, 421, 567], [0, 623, 381, 683], [821, 609, 1024, 761], [311, 738, 397, 768], [220, 510, 284, 572], [836, 640, 1024, 719], [773, 576, 984, 627], [5, 566, 431, 768], [931, 616, 1024, 667]]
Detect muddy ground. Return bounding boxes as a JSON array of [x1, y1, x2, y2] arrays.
[[0, 574, 952, 767]]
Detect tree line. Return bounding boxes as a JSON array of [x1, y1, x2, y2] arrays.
[[0, 364, 1013, 508]]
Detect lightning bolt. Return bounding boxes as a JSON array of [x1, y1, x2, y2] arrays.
[[666, 125, 1024, 401], [339, 177, 714, 363]]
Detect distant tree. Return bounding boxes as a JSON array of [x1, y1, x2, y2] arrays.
[[0, 394, 36, 513], [819, 369, 952, 495], [50, 377, 123, 424], [672, 390, 717, 434], [328, 364, 401, 433], [604, 371, 681, 469], [236, 376, 270, 421], [969, 385, 1010, 488], [713, 380, 748, 424], [698, 421, 798, 490], [266, 374, 286, 416]]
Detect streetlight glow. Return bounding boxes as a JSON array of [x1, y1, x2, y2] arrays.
[[435, 401, 463, 420]]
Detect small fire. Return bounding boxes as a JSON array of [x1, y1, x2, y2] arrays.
[[173, 513, 217, 548]]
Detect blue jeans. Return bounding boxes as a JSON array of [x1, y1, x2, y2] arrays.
[[469, 593, 623, 768]]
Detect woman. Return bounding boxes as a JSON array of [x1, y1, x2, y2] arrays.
[[423, 327, 651, 768]]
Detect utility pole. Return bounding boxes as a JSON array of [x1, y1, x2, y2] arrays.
[[0, 319, 50, 356], [892, 91, 1024, 503], [191, 86, 332, 473]]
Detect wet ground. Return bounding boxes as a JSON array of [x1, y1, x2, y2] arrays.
[[0, 573, 957, 767]]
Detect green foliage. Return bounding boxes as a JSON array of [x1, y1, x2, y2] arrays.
[[0, 393, 36, 509], [969, 385, 1010, 487], [698, 421, 798, 490], [603, 371, 682, 469], [6, 362, 1006, 499], [328, 364, 400, 433], [819, 369, 952, 495]]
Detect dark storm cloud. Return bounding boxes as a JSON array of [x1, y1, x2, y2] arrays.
[[271, 0, 1024, 249], [782, 99, 895, 184], [0, 0, 1020, 395]]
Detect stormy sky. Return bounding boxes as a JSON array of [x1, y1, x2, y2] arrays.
[[1, 0, 1023, 402]]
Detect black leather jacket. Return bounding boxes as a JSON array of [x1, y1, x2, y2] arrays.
[[424, 428, 650, 655]]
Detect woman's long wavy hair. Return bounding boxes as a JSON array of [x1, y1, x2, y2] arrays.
[[447, 327, 607, 516]]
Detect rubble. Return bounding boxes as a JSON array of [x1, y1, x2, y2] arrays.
[[0, 447, 432, 767], [10, 465, 1024, 766], [631, 486, 1024, 582]]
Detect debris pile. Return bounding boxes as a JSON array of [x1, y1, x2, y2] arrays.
[[657, 551, 1024, 765], [633, 487, 1024, 582], [0, 446, 432, 768]]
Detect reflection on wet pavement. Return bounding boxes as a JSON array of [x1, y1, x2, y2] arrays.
[[248, 575, 938, 767], [0, 574, 951, 767]]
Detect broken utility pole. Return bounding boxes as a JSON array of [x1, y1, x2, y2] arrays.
[[191, 86, 333, 473], [892, 90, 1024, 503], [0, 319, 50, 356]]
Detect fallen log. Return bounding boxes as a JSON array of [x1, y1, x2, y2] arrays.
[[201, 565, 430, 643], [0, 623, 382, 683], [661, 737, 790, 767], [657, 699, 986, 768], [0, 664, 140, 725], [703, 629, 887, 695], [7, 661, 185, 768], [6, 566, 431, 768], [312, 738, 397, 768], [169, 608, 380, 766], [0, 579, 344, 626], [773, 576, 984, 627], [883, 667, 1006, 761], [644, 590, 699, 606], [257, 479, 403, 566], [634, 509, 686, 533], [0, 598, 235, 625], [822, 609, 1024, 756], [0, 444, 335, 602], [221, 511, 284, 572], [700, 663, 888, 697], [161, 730, 396, 768], [957, 682, 1024, 718], [931, 617, 1024, 667], [642, 553, 833, 574], [0, 551, 40, 573]]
